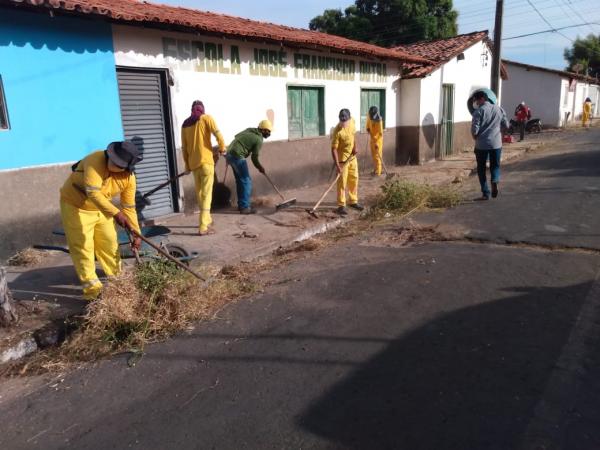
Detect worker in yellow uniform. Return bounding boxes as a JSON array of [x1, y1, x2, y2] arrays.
[[331, 108, 364, 216], [60, 141, 143, 300], [582, 97, 593, 128], [181, 100, 226, 235], [366, 106, 384, 176]]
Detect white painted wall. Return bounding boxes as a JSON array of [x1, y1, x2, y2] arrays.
[[397, 78, 421, 126], [398, 40, 493, 127], [112, 25, 400, 148], [501, 63, 563, 127], [437, 41, 493, 123]]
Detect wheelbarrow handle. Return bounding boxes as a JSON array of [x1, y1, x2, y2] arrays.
[[142, 172, 188, 200], [72, 183, 204, 281]]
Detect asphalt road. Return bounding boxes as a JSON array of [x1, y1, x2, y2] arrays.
[[2, 129, 600, 450]]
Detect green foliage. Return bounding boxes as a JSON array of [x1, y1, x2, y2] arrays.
[[371, 180, 461, 217], [309, 0, 458, 46], [135, 259, 184, 296], [564, 34, 600, 77]]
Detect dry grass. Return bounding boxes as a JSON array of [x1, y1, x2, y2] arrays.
[[7, 247, 48, 267], [369, 180, 462, 219], [4, 260, 261, 375]]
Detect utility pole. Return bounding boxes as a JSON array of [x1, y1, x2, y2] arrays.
[[490, 0, 504, 95]]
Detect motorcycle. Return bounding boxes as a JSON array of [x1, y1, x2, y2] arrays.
[[508, 118, 542, 134]]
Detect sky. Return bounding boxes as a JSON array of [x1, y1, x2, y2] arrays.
[[159, 0, 600, 71]]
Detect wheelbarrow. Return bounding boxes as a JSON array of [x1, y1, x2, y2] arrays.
[[35, 225, 199, 265]]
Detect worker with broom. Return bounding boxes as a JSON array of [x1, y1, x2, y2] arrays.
[[181, 100, 226, 235], [225, 120, 273, 214], [366, 106, 384, 176], [332, 108, 364, 215], [59, 141, 143, 300]]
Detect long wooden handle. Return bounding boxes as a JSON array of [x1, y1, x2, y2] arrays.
[[310, 173, 341, 213], [262, 173, 286, 201], [143, 172, 187, 199], [310, 155, 356, 213], [72, 183, 203, 280]]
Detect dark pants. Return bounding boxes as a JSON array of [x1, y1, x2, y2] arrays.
[[519, 121, 525, 141], [225, 153, 252, 210], [475, 148, 502, 197]]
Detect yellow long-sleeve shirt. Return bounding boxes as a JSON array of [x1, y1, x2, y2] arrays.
[[332, 118, 356, 160], [366, 116, 384, 140], [60, 151, 141, 233], [181, 114, 226, 171]]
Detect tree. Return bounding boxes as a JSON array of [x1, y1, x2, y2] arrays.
[[0, 267, 17, 326], [564, 34, 600, 77], [309, 0, 458, 47]]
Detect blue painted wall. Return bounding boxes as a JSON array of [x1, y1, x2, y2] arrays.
[[0, 9, 123, 170]]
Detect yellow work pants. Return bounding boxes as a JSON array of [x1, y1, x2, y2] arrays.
[[337, 157, 359, 207], [193, 164, 215, 232], [582, 113, 590, 126], [60, 201, 120, 300], [370, 136, 383, 175]]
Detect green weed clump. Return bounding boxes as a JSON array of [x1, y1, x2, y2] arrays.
[[371, 180, 461, 218]]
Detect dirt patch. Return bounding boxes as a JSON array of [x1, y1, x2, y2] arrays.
[[360, 222, 464, 248], [274, 238, 324, 256], [252, 196, 275, 207], [2, 260, 261, 376]]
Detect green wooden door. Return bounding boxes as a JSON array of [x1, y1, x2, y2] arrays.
[[360, 89, 385, 131], [287, 87, 303, 139], [439, 84, 454, 158], [287, 86, 324, 139]]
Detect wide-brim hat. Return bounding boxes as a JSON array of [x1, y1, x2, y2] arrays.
[[106, 140, 142, 171]]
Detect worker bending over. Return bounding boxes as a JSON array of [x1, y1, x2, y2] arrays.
[[332, 109, 364, 215], [181, 100, 226, 235], [225, 120, 272, 214], [366, 106, 384, 176], [60, 141, 142, 300]]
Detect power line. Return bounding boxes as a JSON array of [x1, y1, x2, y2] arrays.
[[562, 0, 596, 33], [525, 0, 573, 41], [503, 21, 599, 39]]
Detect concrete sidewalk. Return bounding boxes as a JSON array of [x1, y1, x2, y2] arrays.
[[1, 133, 551, 363]]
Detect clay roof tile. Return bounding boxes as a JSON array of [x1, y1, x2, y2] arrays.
[[1, 0, 432, 64]]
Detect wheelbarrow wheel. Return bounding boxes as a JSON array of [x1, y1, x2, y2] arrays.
[[164, 243, 191, 266]]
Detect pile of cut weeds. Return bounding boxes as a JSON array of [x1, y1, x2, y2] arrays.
[[5, 259, 260, 375], [370, 179, 462, 218]]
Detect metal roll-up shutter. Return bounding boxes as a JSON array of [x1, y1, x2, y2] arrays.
[[116, 70, 175, 219]]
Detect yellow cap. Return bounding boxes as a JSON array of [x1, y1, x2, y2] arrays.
[[258, 119, 273, 132]]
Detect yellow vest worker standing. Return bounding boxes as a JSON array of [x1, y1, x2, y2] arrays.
[[366, 106, 384, 176], [582, 97, 593, 127], [60, 141, 143, 300], [331, 109, 364, 216], [181, 100, 226, 235]]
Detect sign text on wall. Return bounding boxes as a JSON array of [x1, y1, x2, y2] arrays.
[[162, 37, 388, 83]]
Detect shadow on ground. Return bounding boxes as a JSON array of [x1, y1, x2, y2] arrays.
[[299, 281, 589, 450]]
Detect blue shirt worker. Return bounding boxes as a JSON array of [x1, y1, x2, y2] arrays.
[[471, 89, 509, 200], [225, 120, 272, 214]]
